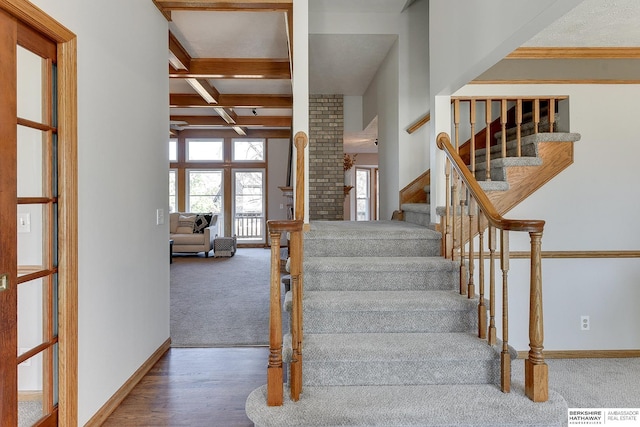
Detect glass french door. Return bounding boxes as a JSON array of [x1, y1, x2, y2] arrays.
[[0, 9, 60, 426], [233, 170, 265, 243]]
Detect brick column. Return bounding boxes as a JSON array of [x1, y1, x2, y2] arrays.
[[309, 95, 344, 220]]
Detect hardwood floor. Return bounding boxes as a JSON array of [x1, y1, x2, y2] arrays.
[[102, 347, 269, 426]]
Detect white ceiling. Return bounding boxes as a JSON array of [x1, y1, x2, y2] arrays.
[[166, 0, 640, 149], [524, 0, 640, 47]]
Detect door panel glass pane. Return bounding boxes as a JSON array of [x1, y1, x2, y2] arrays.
[[17, 125, 48, 198], [17, 279, 44, 353], [234, 171, 264, 241], [17, 204, 48, 270], [18, 351, 44, 427], [17, 46, 44, 124], [356, 169, 370, 221]]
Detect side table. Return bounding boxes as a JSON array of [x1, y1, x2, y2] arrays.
[[169, 239, 174, 263]]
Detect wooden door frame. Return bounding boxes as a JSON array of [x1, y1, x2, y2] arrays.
[[0, 1, 78, 425]]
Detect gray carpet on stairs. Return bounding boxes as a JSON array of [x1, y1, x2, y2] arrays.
[[246, 221, 569, 426]]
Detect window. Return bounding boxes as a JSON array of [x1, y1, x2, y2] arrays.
[[233, 139, 264, 161], [356, 168, 370, 221], [169, 138, 177, 162], [169, 169, 177, 213], [187, 138, 223, 161], [187, 169, 223, 215]]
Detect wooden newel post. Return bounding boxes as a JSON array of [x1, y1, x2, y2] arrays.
[[267, 226, 283, 406], [525, 230, 548, 402]]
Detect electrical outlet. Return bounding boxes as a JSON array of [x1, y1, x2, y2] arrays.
[[581, 315, 590, 331]]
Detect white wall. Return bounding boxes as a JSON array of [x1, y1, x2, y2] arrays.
[[267, 138, 292, 221], [429, 0, 585, 220], [454, 83, 640, 351], [30, 1, 169, 424], [429, 0, 584, 97], [361, 1, 431, 219], [398, 0, 430, 190], [364, 41, 400, 220]]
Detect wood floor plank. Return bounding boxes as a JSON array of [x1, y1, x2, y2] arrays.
[[102, 347, 268, 426]]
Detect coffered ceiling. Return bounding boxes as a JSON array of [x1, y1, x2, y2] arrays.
[[155, 0, 640, 142]]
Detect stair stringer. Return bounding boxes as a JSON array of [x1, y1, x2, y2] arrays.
[[486, 138, 575, 214], [441, 134, 579, 248]]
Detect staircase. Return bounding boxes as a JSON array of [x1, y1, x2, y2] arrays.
[[246, 220, 568, 426], [401, 129, 580, 229]]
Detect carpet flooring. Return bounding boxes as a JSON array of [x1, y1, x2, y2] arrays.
[[170, 248, 274, 347]]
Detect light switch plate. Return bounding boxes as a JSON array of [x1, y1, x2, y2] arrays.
[[156, 208, 165, 225], [18, 212, 30, 233]]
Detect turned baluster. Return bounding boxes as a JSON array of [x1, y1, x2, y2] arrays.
[[533, 98, 540, 134], [516, 99, 523, 157], [470, 100, 476, 177], [500, 99, 507, 159], [525, 231, 548, 402], [548, 98, 556, 133], [267, 227, 283, 406], [459, 182, 467, 296], [488, 226, 497, 345], [477, 212, 487, 339], [454, 99, 461, 152], [484, 99, 492, 181], [444, 159, 453, 259], [467, 197, 476, 298], [500, 230, 511, 393], [452, 173, 459, 257], [289, 223, 304, 401]]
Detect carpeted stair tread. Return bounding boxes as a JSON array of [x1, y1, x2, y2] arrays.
[[302, 332, 497, 362], [246, 383, 568, 427], [304, 257, 459, 291], [304, 290, 475, 312], [303, 291, 477, 333], [299, 332, 502, 386], [304, 256, 457, 273], [305, 220, 439, 240], [304, 221, 441, 257]]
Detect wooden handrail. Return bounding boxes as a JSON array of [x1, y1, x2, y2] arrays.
[[436, 133, 544, 233], [437, 131, 548, 402], [406, 112, 430, 134], [266, 131, 307, 406]]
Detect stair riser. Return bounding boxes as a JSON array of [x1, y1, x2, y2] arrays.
[[304, 271, 458, 292], [403, 211, 431, 228], [304, 310, 477, 334], [474, 140, 537, 165], [302, 360, 500, 386], [474, 166, 507, 182], [305, 239, 441, 257]]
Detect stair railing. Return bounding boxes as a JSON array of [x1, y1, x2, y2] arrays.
[[437, 132, 548, 402], [452, 96, 567, 177], [266, 131, 307, 406]]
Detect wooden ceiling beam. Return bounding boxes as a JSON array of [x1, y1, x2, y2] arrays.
[[168, 31, 191, 70], [170, 58, 291, 79], [170, 93, 292, 108], [154, 0, 292, 14], [171, 115, 292, 127]]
